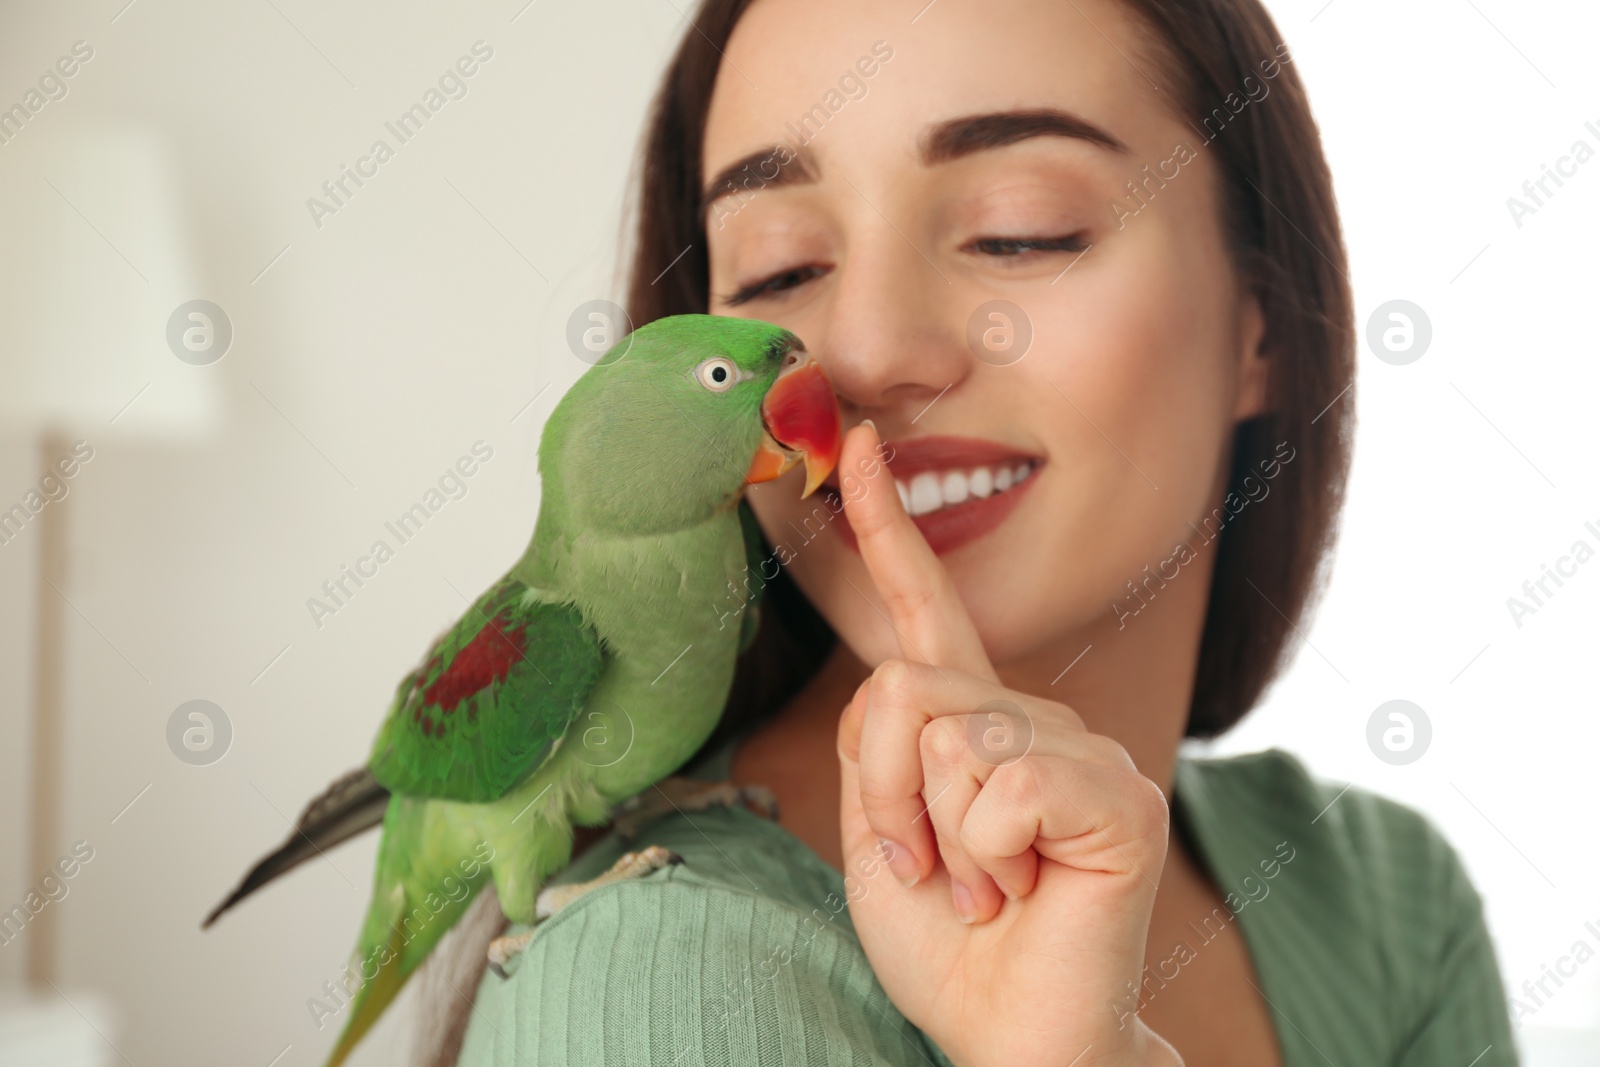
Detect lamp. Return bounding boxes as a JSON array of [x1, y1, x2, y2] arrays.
[[0, 127, 223, 1011]]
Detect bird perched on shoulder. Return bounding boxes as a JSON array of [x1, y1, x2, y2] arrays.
[[203, 314, 841, 1067]]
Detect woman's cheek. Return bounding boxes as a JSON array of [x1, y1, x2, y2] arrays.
[[1068, 228, 1239, 500], [743, 486, 893, 664]]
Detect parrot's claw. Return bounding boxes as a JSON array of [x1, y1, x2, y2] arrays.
[[486, 931, 535, 979], [486, 845, 684, 978], [609, 777, 781, 839]]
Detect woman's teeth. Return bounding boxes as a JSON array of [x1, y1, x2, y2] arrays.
[[896, 462, 1034, 517]]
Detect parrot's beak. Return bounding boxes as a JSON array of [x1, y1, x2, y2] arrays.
[[745, 344, 842, 498]]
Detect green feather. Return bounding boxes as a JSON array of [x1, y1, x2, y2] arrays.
[[366, 576, 604, 803]]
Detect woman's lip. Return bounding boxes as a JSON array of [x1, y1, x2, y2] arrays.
[[824, 434, 1043, 486], [823, 462, 1041, 557]]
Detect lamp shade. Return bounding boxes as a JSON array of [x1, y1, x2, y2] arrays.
[[0, 128, 223, 439]]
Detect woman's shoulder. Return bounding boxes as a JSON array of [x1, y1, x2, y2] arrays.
[[1174, 747, 1513, 1065], [458, 804, 949, 1066], [557, 801, 855, 921], [488, 802, 861, 980], [1174, 746, 1471, 904]]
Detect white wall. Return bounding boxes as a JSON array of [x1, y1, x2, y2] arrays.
[[0, 1, 1593, 1065]]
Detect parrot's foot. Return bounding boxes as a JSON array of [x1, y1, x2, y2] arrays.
[[485, 845, 684, 979], [486, 931, 535, 979], [535, 844, 683, 919], [610, 777, 780, 839]]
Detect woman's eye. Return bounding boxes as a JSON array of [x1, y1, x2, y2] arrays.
[[723, 264, 828, 307], [694, 357, 739, 392], [968, 234, 1090, 257]]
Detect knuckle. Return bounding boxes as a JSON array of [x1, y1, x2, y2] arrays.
[[870, 658, 918, 706], [1050, 700, 1088, 732], [997, 757, 1050, 811], [852, 501, 893, 538], [853, 786, 907, 837], [920, 716, 969, 769], [883, 582, 937, 621], [1080, 731, 1136, 771], [1122, 774, 1171, 836], [855, 791, 898, 833], [956, 812, 990, 860]]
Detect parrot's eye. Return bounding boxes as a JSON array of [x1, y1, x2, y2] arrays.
[[694, 358, 739, 393]]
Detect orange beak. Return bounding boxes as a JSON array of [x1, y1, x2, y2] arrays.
[[744, 346, 841, 498]]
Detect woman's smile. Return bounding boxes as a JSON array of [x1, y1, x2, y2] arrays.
[[819, 433, 1044, 556]]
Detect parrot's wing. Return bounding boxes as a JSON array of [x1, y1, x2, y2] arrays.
[[367, 574, 605, 803]]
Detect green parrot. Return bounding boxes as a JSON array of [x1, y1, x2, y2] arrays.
[[203, 314, 841, 1067]]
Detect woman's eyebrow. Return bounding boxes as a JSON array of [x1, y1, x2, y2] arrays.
[[921, 108, 1130, 162], [700, 147, 819, 220], [698, 108, 1124, 220]]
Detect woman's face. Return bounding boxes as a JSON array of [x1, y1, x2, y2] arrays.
[[705, 0, 1268, 670]]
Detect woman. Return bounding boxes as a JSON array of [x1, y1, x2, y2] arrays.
[[431, 0, 1517, 1063]]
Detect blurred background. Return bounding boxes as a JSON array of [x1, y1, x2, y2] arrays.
[[0, 0, 1595, 1064]]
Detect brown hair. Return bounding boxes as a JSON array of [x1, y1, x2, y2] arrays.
[[629, 0, 1355, 744], [421, 0, 1352, 1060]]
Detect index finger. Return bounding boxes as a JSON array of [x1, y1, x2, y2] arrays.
[[840, 421, 998, 683]]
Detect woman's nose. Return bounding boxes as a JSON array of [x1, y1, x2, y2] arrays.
[[810, 242, 973, 420]]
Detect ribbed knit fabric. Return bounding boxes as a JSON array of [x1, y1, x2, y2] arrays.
[[457, 746, 1516, 1066]]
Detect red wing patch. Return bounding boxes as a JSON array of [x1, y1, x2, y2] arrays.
[[420, 612, 527, 719]]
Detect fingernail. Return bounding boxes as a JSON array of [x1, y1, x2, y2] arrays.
[[860, 418, 876, 433], [878, 838, 920, 888], [951, 880, 977, 924]]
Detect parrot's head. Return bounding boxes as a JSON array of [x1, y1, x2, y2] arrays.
[[542, 314, 842, 534]]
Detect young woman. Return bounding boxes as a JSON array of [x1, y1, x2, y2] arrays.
[[430, 0, 1517, 1063]]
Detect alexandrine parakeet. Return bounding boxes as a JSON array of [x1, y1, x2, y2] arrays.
[[203, 314, 841, 1066]]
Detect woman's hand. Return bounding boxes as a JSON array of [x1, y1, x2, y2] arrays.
[[835, 423, 1182, 1067]]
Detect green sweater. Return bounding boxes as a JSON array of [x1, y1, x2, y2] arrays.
[[458, 745, 1517, 1066]]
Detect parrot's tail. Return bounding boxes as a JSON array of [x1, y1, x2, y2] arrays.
[[203, 767, 390, 928], [322, 918, 416, 1067], [323, 794, 499, 1067]]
